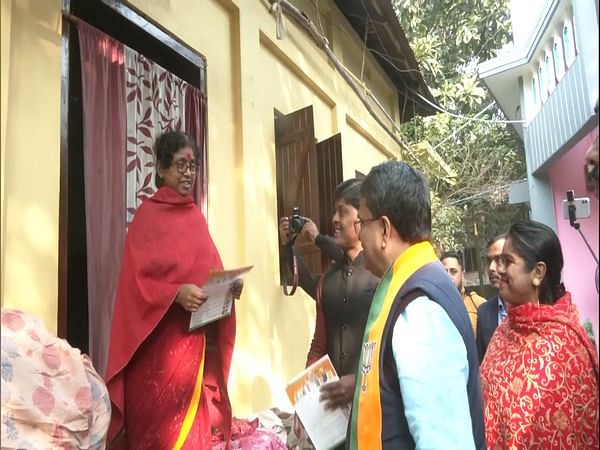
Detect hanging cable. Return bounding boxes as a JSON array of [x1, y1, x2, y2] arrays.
[[269, 0, 422, 161], [405, 86, 526, 124], [271, 0, 288, 40], [367, 47, 427, 75], [358, 8, 528, 126], [432, 103, 495, 151], [270, 0, 416, 151], [309, 0, 326, 39], [359, 17, 369, 82], [445, 178, 527, 205], [268, 0, 514, 178], [567, 192, 599, 266], [567, 198, 599, 294]]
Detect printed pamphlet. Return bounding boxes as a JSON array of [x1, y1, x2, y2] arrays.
[[285, 355, 350, 450], [189, 266, 253, 331]]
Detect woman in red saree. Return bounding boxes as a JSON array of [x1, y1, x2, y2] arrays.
[[105, 132, 240, 449], [480, 220, 599, 450]]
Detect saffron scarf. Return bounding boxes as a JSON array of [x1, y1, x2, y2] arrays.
[[105, 186, 235, 449], [348, 241, 438, 450], [480, 293, 599, 450]]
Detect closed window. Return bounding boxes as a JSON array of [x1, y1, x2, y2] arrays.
[[553, 39, 565, 80], [563, 19, 577, 66], [545, 52, 556, 92], [531, 75, 540, 107], [538, 63, 548, 102]]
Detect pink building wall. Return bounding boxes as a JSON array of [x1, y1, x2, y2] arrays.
[[548, 127, 599, 348]]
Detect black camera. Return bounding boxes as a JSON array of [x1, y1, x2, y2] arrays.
[[289, 206, 306, 235]]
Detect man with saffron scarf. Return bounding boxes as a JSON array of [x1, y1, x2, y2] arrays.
[[105, 132, 240, 449], [348, 161, 485, 450]]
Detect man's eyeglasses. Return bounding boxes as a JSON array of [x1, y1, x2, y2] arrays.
[[173, 160, 198, 174], [353, 217, 380, 235]]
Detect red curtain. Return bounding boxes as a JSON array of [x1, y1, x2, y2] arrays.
[[186, 86, 208, 215], [77, 21, 207, 375], [78, 21, 127, 377]]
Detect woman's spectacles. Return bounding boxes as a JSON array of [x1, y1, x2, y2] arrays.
[[173, 160, 198, 174], [353, 217, 380, 235]]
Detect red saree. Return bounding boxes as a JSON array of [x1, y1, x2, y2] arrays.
[[105, 186, 235, 449], [480, 293, 599, 450]]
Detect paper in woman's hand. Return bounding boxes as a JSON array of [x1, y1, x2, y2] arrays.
[[189, 266, 253, 331]]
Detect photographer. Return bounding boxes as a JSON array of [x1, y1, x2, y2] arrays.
[[279, 179, 379, 447]]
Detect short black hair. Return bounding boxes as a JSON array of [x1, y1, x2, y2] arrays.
[[154, 131, 200, 187], [360, 161, 431, 243], [441, 251, 463, 268], [486, 233, 507, 249], [334, 179, 361, 209], [506, 220, 564, 305]]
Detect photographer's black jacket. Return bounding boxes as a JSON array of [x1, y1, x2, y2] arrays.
[[283, 235, 379, 376]]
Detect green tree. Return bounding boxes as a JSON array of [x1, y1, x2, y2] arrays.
[[395, 0, 529, 262]]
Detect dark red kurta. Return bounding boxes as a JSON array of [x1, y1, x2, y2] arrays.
[[105, 186, 235, 449]]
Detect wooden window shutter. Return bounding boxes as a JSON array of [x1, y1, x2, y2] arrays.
[[316, 133, 343, 269], [275, 106, 322, 279]]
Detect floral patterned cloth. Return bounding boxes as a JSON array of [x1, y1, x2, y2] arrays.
[[480, 293, 599, 450], [210, 417, 287, 450], [212, 428, 287, 450], [268, 408, 315, 450], [1, 309, 110, 449]]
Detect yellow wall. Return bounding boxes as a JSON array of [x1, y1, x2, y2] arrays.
[[0, 0, 12, 307], [0, 0, 62, 332], [1, 0, 404, 415]]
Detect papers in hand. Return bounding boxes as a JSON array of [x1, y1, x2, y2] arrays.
[[285, 355, 350, 450], [189, 266, 253, 332]]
